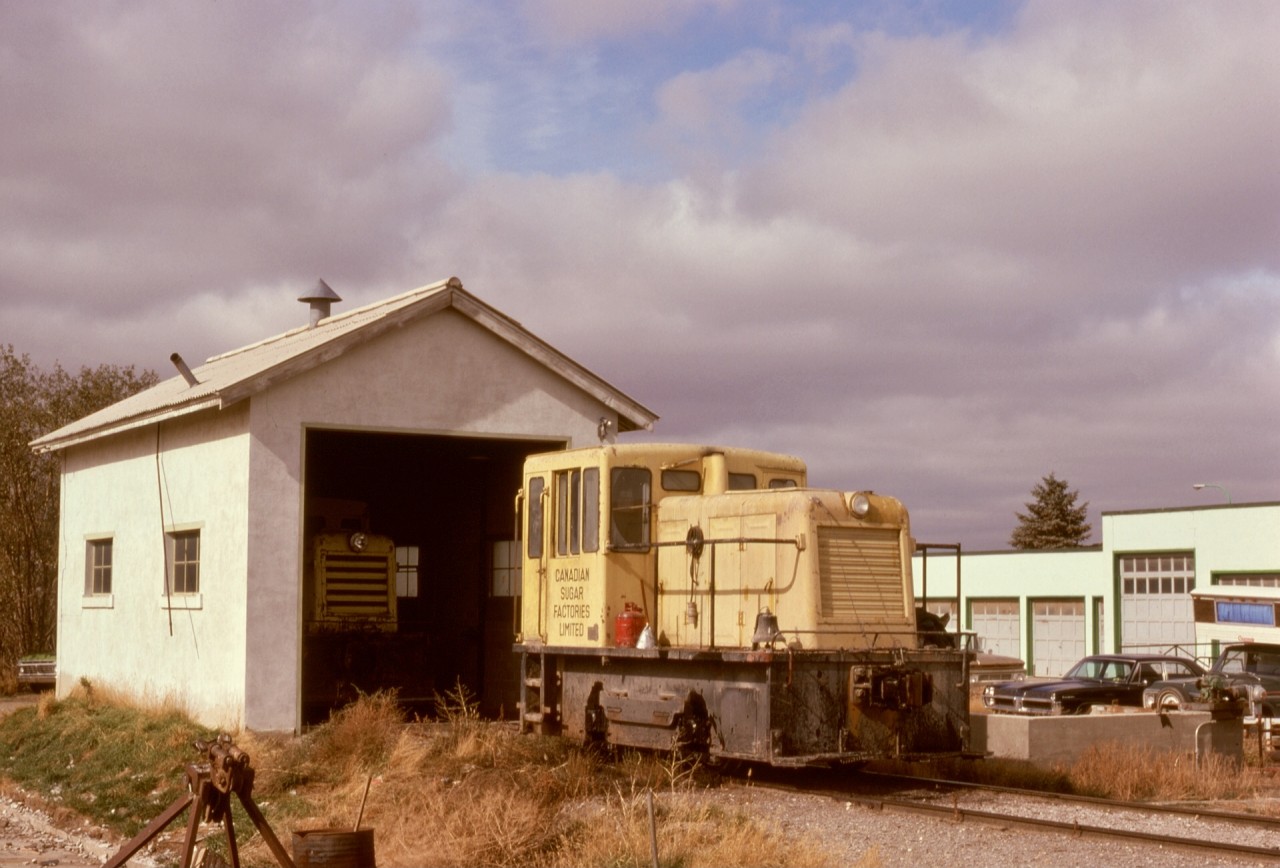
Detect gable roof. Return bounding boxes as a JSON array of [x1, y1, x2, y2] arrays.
[[31, 277, 658, 453]]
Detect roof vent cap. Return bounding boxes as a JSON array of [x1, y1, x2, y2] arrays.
[[298, 279, 341, 327]]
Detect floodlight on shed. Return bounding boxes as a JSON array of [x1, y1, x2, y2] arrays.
[[299, 279, 342, 328]]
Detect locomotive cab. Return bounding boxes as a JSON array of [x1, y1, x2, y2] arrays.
[[517, 443, 805, 649]]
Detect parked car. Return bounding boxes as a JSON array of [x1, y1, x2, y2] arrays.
[[16, 654, 56, 691], [1142, 642, 1280, 717], [969, 651, 1026, 685], [982, 653, 1206, 715]]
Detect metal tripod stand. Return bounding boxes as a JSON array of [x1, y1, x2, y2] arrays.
[[103, 734, 294, 868]]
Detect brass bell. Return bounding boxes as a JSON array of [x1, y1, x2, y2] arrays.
[[751, 608, 781, 649]]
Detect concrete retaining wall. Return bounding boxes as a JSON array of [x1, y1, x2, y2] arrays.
[[972, 710, 1225, 765]]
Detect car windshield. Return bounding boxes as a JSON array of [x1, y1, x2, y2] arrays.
[[1218, 648, 1280, 677], [1065, 658, 1133, 682]]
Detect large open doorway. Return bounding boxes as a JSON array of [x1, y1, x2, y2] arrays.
[[301, 428, 562, 726]]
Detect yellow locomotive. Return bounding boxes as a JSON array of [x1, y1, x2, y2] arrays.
[[515, 444, 971, 765]]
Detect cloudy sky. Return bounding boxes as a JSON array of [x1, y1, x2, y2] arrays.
[[3, 1, 1278, 549]]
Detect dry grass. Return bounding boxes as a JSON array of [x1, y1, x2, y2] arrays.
[[878, 736, 1277, 808], [550, 786, 834, 868], [233, 687, 834, 867], [1067, 741, 1258, 802], [8, 686, 1274, 866]]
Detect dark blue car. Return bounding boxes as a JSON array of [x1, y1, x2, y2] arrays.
[[982, 653, 1205, 715]]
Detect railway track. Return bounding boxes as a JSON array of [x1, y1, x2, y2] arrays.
[[741, 768, 1280, 862]]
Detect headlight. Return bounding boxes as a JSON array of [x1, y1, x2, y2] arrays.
[[349, 532, 368, 552], [1249, 684, 1267, 701], [848, 492, 871, 517]]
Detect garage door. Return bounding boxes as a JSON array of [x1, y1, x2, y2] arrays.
[[1032, 600, 1085, 676], [1120, 553, 1196, 651], [970, 600, 1021, 659]]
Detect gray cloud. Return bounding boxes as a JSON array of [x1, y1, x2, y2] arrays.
[[2, 1, 1276, 549]]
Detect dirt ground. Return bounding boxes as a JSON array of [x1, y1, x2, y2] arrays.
[[0, 788, 125, 867]]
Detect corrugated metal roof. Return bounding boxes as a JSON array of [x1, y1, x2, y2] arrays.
[[31, 277, 657, 452]]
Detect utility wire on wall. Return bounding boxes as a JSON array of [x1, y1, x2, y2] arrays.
[[156, 425, 173, 637], [154, 424, 201, 657]]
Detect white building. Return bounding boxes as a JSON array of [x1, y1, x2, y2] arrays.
[[914, 502, 1280, 676], [32, 278, 656, 732]]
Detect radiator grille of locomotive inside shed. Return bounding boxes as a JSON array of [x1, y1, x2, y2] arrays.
[[817, 527, 905, 620], [316, 547, 397, 625]]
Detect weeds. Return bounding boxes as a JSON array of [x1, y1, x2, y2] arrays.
[[1067, 741, 1255, 802], [876, 738, 1271, 805]]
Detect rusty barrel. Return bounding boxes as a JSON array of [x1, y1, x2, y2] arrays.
[[292, 828, 376, 868]]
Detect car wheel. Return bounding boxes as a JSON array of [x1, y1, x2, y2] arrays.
[[1157, 690, 1182, 712]]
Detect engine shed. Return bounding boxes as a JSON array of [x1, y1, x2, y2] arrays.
[[32, 277, 657, 732]]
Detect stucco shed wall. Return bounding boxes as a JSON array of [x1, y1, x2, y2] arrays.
[[56, 403, 251, 728]]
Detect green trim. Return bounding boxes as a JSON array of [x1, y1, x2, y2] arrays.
[[1112, 553, 1123, 651], [1023, 598, 1034, 674]]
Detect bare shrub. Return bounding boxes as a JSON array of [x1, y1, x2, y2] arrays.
[[304, 690, 404, 782], [34, 690, 58, 720]]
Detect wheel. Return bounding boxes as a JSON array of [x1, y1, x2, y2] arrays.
[[1156, 690, 1182, 712]]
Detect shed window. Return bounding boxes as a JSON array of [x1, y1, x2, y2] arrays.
[[86, 538, 112, 595], [166, 530, 200, 595], [396, 545, 419, 597], [492, 540, 521, 597]]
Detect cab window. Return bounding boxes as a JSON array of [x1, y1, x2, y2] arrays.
[[554, 468, 600, 556], [610, 467, 651, 551], [526, 477, 545, 559], [661, 469, 700, 492]]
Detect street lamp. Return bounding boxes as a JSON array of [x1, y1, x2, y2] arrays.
[[1192, 483, 1232, 503]]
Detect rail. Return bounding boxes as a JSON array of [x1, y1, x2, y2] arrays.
[[751, 769, 1280, 862]]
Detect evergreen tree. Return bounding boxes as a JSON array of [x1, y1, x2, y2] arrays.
[[1009, 472, 1092, 549]]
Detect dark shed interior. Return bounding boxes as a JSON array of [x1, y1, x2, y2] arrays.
[[301, 428, 561, 725]]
